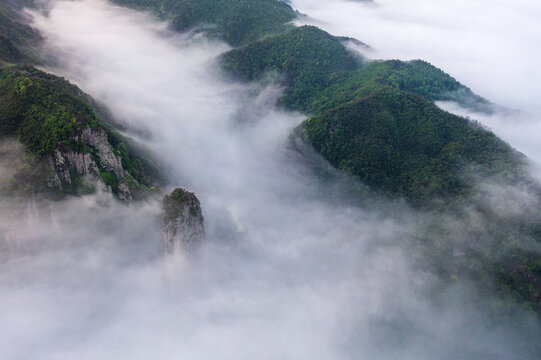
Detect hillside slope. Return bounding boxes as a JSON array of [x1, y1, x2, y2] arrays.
[[303, 88, 522, 205], [0, 2, 164, 200], [0, 67, 162, 199], [219, 21, 516, 207], [0, 2, 40, 65], [0, 0, 537, 317], [112, 0, 297, 45], [112, 0, 541, 315]]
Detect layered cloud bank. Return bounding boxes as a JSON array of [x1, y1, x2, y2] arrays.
[[0, 1, 538, 359], [291, 0, 541, 170]]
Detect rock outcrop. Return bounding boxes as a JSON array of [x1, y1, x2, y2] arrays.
[[162, 188, 204, 253], [0, 67, 161, 200], [46, 127, 134, 199], [47, 146, 99, 188], [80, 128, 125, 178]]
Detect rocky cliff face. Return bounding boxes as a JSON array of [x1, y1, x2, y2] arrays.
[[0, 67, 161, 200], [46, 127, 135, 200], [81, 128, 125, 177], [162, 188, 204, 253]]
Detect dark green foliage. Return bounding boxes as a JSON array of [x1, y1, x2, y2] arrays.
[[222, 25, 359, 109], [308, 60, 486, 113], [0, 67, 96, 155], [162, 187, 200, 223], [6, 0, 538, 316], [219, 28, 514, 206], [371, 60, 472, 101], [0, 67, 161, 195], [106, 129, 163, 188], [122, 0, 540, 320], [303, 88, 523, 206], [112, 0, 297, 46], [0, 3, 41, 65], [100, 171, 118, 188], [60, 172, 96, 196], [0, 35, 24, 64], [414, 194, 541, 315]]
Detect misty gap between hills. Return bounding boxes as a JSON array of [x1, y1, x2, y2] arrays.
[[0, 1, 540, 359]]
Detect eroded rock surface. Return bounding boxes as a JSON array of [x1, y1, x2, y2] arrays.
[[162, 188, 204, 253], [46, 127, 134, 199]]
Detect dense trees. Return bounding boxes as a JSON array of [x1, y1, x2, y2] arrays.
[[219, 23, 517, 207], [222, 26, 360, 108], [112, 0, 296, 45], [112, 0, 541, 315], [0, 68, 96, 154], [304, 88, 522, 205], [2, 0, 539, 315], [0, 67, 161, 195]]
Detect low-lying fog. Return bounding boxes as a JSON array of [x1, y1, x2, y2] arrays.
[[291, 0, 541, 175], [0, 0, 539, 359]]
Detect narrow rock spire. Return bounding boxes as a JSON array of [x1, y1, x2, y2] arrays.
[[161, 188, 204, 253]]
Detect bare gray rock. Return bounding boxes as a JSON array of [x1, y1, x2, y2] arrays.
[[162, 188, 204, 253], [81, 128, 124, 178], [44, 127, 135, 199], [117, 179, 133, 201]]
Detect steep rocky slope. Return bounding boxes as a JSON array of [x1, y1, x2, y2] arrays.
[[0, 1, 164, 201], [0, 66, 162, 200], [162, 188, 204, 252]]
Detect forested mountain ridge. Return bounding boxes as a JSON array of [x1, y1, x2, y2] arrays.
[[0, 66, 162, 199], [0, 2, 41, 65], [112, 0, 297, 45], [117, 0, 522, 205], [0, 0, 539, 319], [0, 2, 162, 199], [111, 0, 541, 315], [303, 88, 522, 205]]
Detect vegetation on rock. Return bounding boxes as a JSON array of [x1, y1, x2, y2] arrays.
[[1, 0, 538, 316], [162, 187, 204, 252], [0, 67, 162, 198], [112, 0, 541, 315]]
